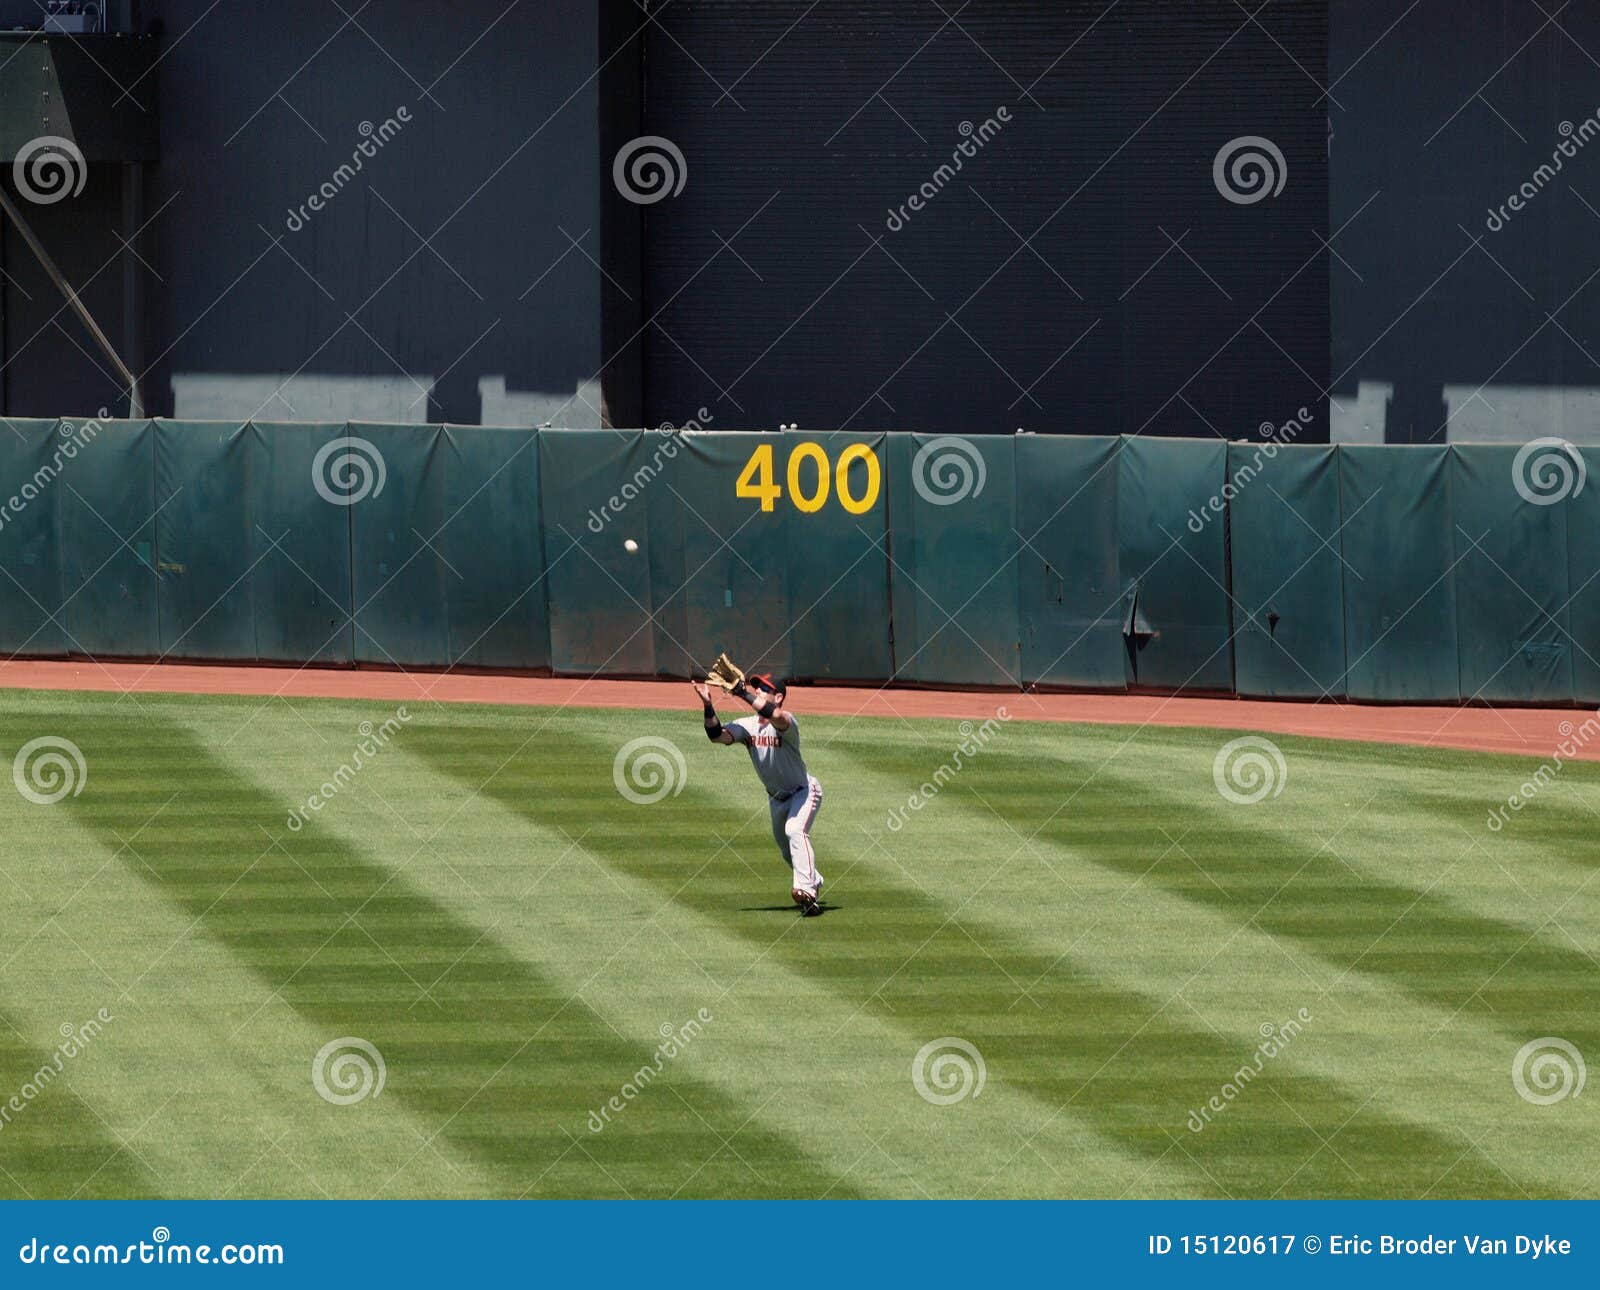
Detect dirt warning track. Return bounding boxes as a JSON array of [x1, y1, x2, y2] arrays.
[[0, 659, 1590, 763]]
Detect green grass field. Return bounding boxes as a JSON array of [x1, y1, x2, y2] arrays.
[[0, 686, 1594, 1199]]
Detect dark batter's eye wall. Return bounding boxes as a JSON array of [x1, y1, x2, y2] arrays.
[[601, 0, 1330, 440]]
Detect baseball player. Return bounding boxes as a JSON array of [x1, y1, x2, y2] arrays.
[[692, 667, 825, 915]]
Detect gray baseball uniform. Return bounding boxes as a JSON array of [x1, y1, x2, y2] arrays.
[[728, 714, 823, 895]]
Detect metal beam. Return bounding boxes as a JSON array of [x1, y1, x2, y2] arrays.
[[0, 182, 142, 417]]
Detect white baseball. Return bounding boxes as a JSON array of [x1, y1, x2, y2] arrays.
[[624, 539, 639, 553]]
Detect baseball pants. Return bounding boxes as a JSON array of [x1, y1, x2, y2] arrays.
[[769, 775, 823, 895]]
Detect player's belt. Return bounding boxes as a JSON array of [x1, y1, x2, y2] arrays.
[[768, 785, 805, 801]]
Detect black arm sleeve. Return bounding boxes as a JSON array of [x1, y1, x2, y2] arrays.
[[703, 698, 723, 741]]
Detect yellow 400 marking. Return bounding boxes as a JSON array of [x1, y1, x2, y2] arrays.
[[735, 442, 881, 514]]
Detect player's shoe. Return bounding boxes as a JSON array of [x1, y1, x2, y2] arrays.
[[791, 887, 821, 916]]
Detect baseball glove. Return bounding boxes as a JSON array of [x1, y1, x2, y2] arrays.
[[704, 651, 746, 693]]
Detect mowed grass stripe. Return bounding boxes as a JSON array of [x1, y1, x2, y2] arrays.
[[1266, 731, 1600, 879], [1362, 746, 1600, 931], [0, 1008, 150, 1199], [1014, 729, 1600, 1054], [417, 717, 1213, 1199], [33, 701, 849, 1199], [410, 710, 1533, 1198], [5, 689, 1591, 1199], [829, 735, 1595, 1198], [0, 781, 494, 1199], [249, 718, 1193, 1201], [0, 703, 527, 1199]]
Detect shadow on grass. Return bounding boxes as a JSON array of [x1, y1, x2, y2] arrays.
[[46, 710, 854, 1199]]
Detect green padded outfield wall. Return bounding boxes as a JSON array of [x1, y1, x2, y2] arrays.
[[155, 422, 256, 660], [655, 431, 797, 681], [886, 434, 1020, 687], [779, 431, 892, 683], [439, 426, 550, 672], [153, 422, 356, 664], [348, 425, 551, 671], [537, 429, 891, 681], [1016, 435, 1125, 690], [4, 420, 1598, 707], [659, 430, 892, 683], [1450, 444, 1573, 705], [1339, 445, 1460, 703], [349, 424, 450, 667], [1567, 447, 1600, 707], [1117, 437, 1232, 691], [0, 419, 69, 657], [1227, 443, 1347, 699], [250, 423, 357, 666], [539, 429, 668, 676], [61, 419, 159, 657]]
